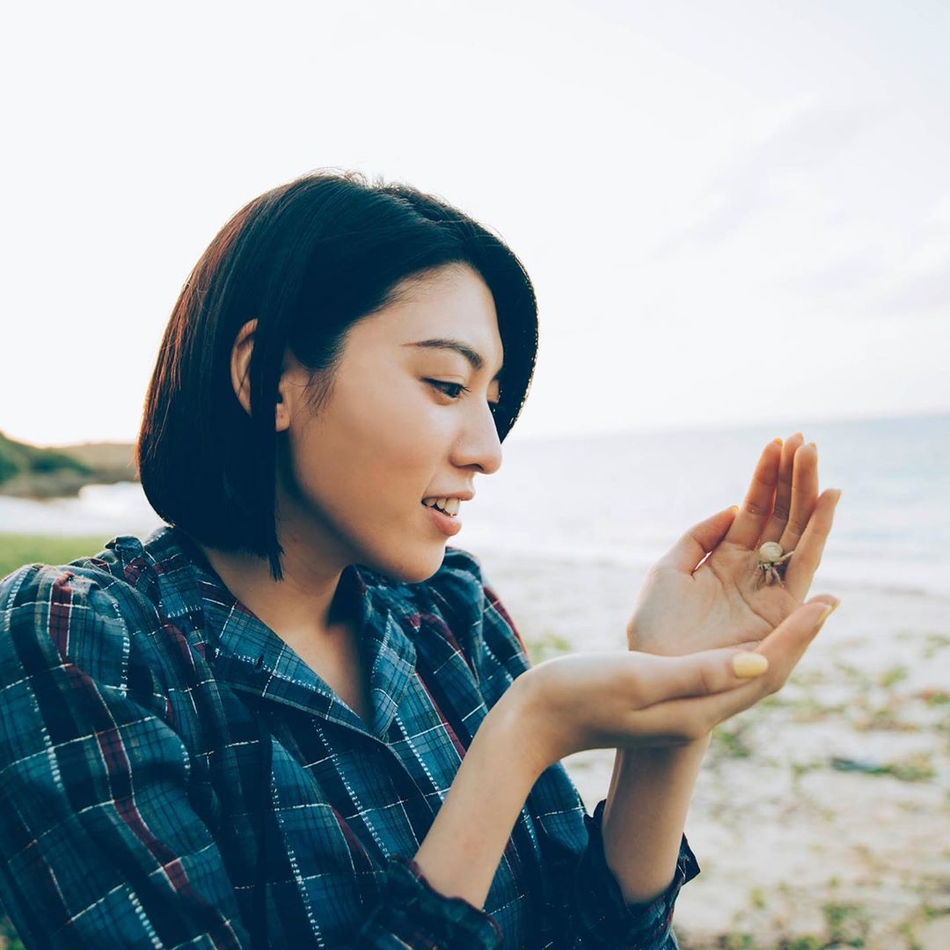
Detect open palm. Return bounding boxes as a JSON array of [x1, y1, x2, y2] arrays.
[[629, 433, 840, 657]]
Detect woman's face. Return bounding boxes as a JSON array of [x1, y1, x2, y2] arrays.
[[276, 264, 504, 583]]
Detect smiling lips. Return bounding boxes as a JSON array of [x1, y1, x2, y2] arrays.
[[421, 496, 461, 516]]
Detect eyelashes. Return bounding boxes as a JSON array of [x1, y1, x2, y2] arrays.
[[426, 379, 501, 409], [427, 379, 469, 400]]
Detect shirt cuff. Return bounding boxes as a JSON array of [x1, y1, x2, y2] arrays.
[[573, 799, 701, 949], [357, 856, 503, 949]]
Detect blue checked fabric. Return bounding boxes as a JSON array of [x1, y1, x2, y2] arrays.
[[0, 527, 697, 948]]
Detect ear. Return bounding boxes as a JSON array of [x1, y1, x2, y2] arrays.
[[275, 363, 293, 432], [230, 320, 293, 432], [230, 319, 257, 417]]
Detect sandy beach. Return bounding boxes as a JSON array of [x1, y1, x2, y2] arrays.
[[473, 549, 950, 950]]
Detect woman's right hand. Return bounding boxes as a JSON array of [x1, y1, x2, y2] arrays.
[[512, 594, 838, 771]]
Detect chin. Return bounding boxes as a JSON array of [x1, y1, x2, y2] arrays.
[[363, 544, 447, 585]]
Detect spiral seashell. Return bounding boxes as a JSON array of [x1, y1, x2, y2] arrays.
[[758, 541, 785, 562]]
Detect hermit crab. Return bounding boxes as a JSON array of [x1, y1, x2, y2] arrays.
[[755, 541, 793, 587]]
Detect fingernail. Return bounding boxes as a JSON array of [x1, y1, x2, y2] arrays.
[[817, 600, 840, 628], [729, 505, 740, 514], [733, 652, 769, 678], [772, 438, 783, 446]]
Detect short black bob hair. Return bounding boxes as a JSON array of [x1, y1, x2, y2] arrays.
[[137, 170, 539, 575]]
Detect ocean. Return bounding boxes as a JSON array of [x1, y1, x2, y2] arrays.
[[465, 412, 950, 599], [1, 412, 948, 597]]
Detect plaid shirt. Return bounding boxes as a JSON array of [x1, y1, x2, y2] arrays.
[[0, 527, 697, 948]]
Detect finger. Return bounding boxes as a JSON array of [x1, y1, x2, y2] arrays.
[[629, 597, 840, 736], [778, 442, 819, 552], [631, 644, 775, 707], [761, 433, 804, 542], [784, 488, 842, 596], [754, 595, 839, 679], [724, 439, 782, 548], [654, 506, 737, 574]]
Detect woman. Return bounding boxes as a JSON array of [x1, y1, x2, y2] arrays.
[[0, 171, 839, 948]]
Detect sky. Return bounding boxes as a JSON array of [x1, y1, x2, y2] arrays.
[[1, 0, 948, 446]]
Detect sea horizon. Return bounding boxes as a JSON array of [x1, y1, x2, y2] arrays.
[[2, 411, 948, 598], [3, 406, 948, 452]]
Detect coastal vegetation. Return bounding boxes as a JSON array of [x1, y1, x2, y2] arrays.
[[0, 431, 136, 499]]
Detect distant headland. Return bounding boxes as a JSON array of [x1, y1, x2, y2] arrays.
[[0, 432, 137, 499]]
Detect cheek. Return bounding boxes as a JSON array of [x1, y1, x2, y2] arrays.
[[303, 381, 451, 499]]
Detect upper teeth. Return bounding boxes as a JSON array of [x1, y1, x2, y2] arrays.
[[423, 497, 460, 516]]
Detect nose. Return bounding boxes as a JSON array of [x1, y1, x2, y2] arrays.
[[452, 400, 503, 475]]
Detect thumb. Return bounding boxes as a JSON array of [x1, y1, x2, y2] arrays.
[[633, 645, 774, 705], [633, 596, 842, 736], [654, 506, 738, 575], [756, 595, 840, 676], [637, 595, 840, 705]]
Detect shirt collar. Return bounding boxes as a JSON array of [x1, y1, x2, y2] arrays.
[[137, 526, 418, 742]]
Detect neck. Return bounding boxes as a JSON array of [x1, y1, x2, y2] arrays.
[[200, 533, 349, 644], [202, 537, 372, 724]]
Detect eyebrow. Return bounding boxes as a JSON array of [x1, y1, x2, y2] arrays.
[[405, 338, 502, 377]]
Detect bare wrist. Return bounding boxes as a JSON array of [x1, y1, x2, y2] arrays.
[[491, 670, 559, 779], [614, 732, 712, 763]]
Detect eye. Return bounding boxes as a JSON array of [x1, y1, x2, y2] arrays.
[[426, 379, 470, 400]]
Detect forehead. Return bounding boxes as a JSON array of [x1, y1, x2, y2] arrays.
[[350, 265, 503, 369]]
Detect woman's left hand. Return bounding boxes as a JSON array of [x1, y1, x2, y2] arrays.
[[628, 433, 841, 656]]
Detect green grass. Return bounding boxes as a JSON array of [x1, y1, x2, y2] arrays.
[[0, 533, 111, 580], [821, 900, 870, 946], [524, 630, 573, 664], [711, 721, 754, 758]]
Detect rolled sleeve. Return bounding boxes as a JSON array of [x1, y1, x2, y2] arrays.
[[357, 857, 503, 949], [572, 800, 700, 948]]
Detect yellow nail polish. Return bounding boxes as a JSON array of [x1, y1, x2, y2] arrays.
[[729, 505, 740, 514], [733, 652, 769, 678], [772, 438, 783, 446]]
